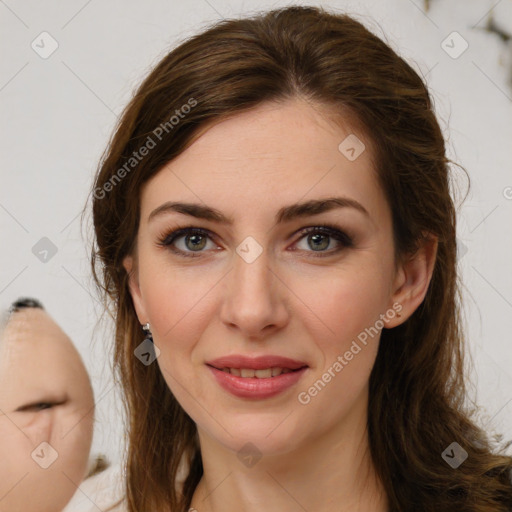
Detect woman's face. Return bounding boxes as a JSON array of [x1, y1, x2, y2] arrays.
[[0, 308, 94, 512], [125, 99, 411, 456]]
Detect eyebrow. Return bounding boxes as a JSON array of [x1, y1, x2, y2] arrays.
[[148, 196, 370, 225]]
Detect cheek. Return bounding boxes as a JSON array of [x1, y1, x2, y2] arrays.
[[0, 419, 33, 482], [291, 265, 390, 406], [51, 407, 94, 482], [138, 262, 219, 402], [139, 256, 221, 349], [294, 262, 391, 350]]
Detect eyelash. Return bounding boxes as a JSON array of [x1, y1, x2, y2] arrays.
[[156, 224, 354, 259]]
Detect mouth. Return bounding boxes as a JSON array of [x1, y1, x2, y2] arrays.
[[205, 355, 309, 399], [207, 366, 305, 378]]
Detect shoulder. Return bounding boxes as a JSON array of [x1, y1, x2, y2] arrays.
[[63, 462, 127, 512]]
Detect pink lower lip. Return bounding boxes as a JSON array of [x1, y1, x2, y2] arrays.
[[207, 365, 307, 399]]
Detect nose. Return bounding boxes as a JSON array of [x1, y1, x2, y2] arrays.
[[23, 408, 54, 448], [219, 243, 290, 340]]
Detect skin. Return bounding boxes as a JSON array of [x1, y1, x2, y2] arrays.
[[0, 307, 95, 512], [124, 98, 437, 512]]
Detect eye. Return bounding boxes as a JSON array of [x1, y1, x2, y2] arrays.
[[32, 403, 53, 411], [15, 400, 66, 412], [293, 225, 353, 256], [157, 224, 353, 258], [157, 227, 219, 258]]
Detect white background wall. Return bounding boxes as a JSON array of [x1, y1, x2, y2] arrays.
[[1, 0, 511, 464]]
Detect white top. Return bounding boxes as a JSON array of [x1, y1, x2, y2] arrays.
[[63, 463, 126, 512], [63, 454, 190, 512]]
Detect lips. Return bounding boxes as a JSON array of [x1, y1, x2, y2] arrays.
[[205, 355, 309, 399]]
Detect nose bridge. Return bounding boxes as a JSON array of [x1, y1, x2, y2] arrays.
[[24, 409, 53, 447], [221, 237, 288, 336], [234, 241, 271, 296]]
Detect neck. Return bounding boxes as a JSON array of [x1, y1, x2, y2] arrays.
[[189, 398, 388, 512]]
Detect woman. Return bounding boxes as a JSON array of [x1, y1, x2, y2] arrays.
[[90, 5, 512, 512]]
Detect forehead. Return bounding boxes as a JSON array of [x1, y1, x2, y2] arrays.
[[0, 309, 73, 374], [139, 99, 386, 225], [0, 310, 93, 407]]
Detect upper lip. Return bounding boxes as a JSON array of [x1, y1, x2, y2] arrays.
[[206, 355, 308, 371]]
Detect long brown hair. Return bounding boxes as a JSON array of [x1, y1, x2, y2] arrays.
[[90, 5, 512, 511]]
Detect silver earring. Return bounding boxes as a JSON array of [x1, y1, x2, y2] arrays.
[[142, 322, 153, 343]]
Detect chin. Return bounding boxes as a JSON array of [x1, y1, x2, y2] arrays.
[[198, 410, 308, 459]]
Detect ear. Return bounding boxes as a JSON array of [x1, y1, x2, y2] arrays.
[[385, 234, 438, 328], [123, 255, 148, 325]]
